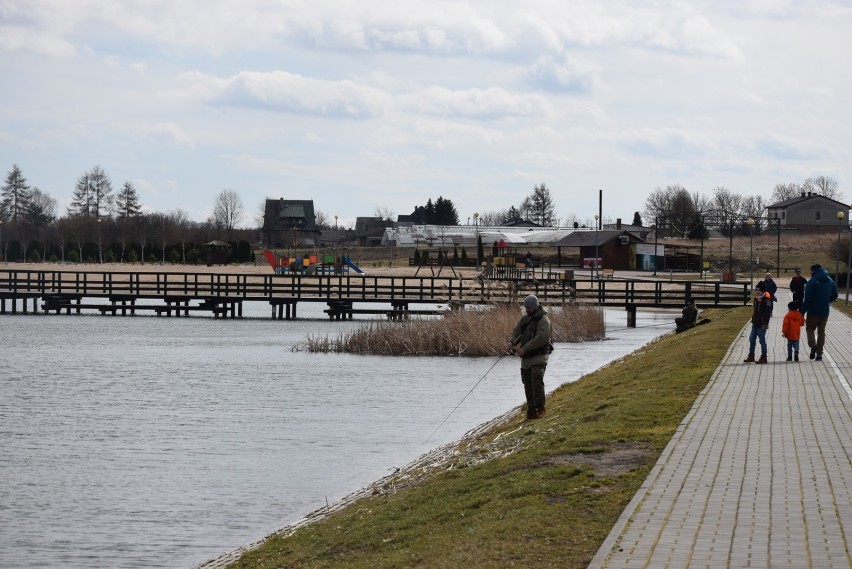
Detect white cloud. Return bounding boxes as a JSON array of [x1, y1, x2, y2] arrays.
[[141, 123, 195, 148], [171, 70, 388, 117], [401, 86, 549, 118], [756, 133, 823, 161], [0, 25, 75, 57]]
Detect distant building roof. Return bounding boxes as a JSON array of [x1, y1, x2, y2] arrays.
[[768, 193, 849, 209]]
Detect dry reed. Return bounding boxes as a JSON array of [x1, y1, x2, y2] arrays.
[[294, 304, 605, 356]]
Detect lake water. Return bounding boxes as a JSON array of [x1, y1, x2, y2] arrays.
[[0, 303, 673, 569]]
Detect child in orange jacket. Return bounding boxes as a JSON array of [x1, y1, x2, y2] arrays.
[[782, 301, 805, 362]]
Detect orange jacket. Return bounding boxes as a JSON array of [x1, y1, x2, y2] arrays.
[[782, 310, 805, 341]]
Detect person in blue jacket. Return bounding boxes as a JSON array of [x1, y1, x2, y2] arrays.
[[800, 263, 839, 361]]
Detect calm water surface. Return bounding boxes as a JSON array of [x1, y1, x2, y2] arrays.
[[0, 304, 673, 568]]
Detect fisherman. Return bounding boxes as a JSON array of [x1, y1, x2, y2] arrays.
[[505, 294, 552, 420]]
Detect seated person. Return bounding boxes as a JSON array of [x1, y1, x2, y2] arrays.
[[675, 298, 698, 333]]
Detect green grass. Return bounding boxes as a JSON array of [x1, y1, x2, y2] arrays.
[[226, 307, 749, 569]]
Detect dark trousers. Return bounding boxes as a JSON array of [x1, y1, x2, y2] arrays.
[[806, 315, 828, 355], [521, 364, 547, 414]]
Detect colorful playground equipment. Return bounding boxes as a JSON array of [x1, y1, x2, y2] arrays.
[[263, 250, 365, 276]]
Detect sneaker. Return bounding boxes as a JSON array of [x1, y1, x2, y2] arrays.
[[815, 353, 823, 361], [794, 353, 799, 362], [786, 356, 792, 362], [810, 348, 817, 360]]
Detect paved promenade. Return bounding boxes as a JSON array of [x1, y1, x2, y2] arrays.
[[590, 298, 852, 568]]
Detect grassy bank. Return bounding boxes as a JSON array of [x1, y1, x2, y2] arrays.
[[226, 307, 748, 569]]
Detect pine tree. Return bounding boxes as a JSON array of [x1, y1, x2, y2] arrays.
[[115, 181, 143, 218], [520, 183, 555, 226], [68, 166, 113, 218], [68, 172, 93, 217], [1, 164, 32, 221]]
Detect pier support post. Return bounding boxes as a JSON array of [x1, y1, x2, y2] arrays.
[[626, 305, 637, 328]]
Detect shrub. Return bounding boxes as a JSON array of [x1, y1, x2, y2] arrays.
[[295, 304, 605, 356]]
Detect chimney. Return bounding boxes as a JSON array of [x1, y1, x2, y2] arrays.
[[616, 218, 622, 229]]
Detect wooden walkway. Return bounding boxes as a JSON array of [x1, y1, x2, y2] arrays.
[[0, 269, 751, 320]]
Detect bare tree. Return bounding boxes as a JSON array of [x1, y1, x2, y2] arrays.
[[212, 189, 245, 241], [741, 195, 766, 230], [804, 175, 844, 201], [710, 187, 743, 237], [770, 182, 801, 204], [167, 209, 190, 263], [373, 204, 395, 221], [315, 210, 330, 229]]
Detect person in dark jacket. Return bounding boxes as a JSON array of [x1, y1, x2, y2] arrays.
[[789, 269, 807, 305], [675, 298, 698, 333], [744, 281, 773, 364], [760, 272, 778, 300], [800, 263, 839, 361], [505, 294, 552, 419]]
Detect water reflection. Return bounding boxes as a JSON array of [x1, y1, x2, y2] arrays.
[[0, 308, 673, 569]]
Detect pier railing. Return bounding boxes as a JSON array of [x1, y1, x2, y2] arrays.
[[0, 269, 751, 318]]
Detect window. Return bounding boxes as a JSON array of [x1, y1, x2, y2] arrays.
[[782, 211, 786, 220], [816, 211, 821, 221]]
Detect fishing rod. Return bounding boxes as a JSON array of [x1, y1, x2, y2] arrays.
[[426, 350, 510, 442]]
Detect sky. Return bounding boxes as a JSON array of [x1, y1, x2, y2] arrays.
[[1, 1, 850, 229]]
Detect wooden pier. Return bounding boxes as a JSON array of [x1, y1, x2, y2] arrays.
[[0, 269, 751, 322]]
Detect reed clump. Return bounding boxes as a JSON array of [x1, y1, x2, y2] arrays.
[[294, 304, 604, 356]]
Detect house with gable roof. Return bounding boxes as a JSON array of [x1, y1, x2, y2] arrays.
[[766, 192, 850, 233], [261, 198, 323, 247]]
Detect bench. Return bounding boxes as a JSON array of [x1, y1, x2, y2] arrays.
[[600, 268, 614, 280]]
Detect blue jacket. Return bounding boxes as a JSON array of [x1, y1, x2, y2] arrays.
[[801, 268, 838, 318]]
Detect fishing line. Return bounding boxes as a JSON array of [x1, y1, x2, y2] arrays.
[[426, 351, 509, 442], [604, 321, 676, 333]]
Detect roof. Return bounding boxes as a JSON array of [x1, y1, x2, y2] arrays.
[[768, 194, 849, 209], [555, 230, 642, 247]]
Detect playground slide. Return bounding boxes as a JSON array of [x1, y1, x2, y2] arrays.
[[343, 256, 365, 275]]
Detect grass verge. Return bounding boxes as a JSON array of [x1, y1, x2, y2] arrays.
[[226, 307, 749, 569]]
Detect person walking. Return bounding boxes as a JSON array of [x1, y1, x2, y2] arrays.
[[505, 294, 552, 419], [800, 263, 839, 361], [744, 281, 774, 364], [789, 268, 807, 305], [760, 272, 778, 301], [781, 301, 805, 362]]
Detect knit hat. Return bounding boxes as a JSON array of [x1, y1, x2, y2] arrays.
[[523, 294, 539, 309], [810, 263, 822, 273]]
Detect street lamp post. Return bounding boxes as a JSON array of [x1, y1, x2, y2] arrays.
[[473, 212, 480, 268], [846, 205, 851, 306], [594, 214, 600, 278], [747, 218, 755, 288], [334, 214, 338, 230], [97, 218, 103, 264], [836, 211, 845, 280]]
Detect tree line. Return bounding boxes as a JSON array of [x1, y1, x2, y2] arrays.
[[643, 178, 844, 239], [2, 161, 844, 263], [0, 164, 252, 263]]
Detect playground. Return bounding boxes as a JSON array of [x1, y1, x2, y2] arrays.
[[263, 250, 365, 276]]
